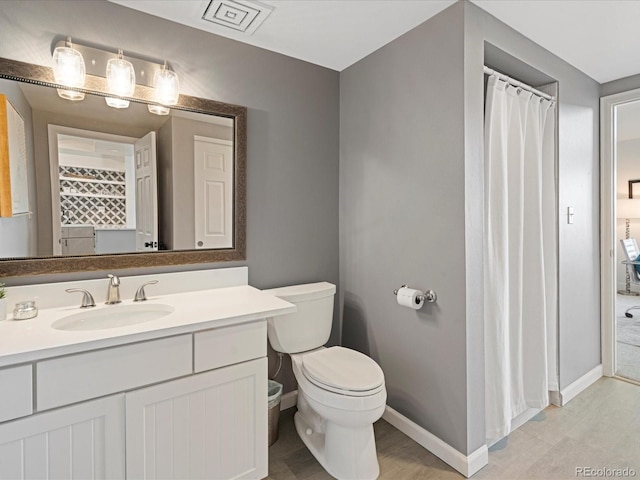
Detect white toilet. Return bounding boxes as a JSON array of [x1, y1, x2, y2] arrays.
[[264, 282, 387, 480]]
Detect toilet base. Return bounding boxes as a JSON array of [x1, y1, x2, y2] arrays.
[[294, 411, 380, 480]]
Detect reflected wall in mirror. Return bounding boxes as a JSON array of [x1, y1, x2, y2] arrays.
[[0, 57, 246, 277]]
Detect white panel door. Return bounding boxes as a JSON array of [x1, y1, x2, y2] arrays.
[[126, 358, 267, 480], [0, 394, 125, 480], [194, 136, 233, 249], [135, 131, 158, 252]]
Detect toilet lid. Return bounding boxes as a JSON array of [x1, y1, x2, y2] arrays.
[[301, 346, 384, 394]]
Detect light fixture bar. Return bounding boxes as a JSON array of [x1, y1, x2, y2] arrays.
[[53, 40, 166, 88]]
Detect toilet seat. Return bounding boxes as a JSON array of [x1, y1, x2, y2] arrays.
[[301, 346, 385, 397]]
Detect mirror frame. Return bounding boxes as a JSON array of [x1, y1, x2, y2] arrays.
[[0, 56, 246, 277]]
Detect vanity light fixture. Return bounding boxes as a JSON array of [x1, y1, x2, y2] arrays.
[[105, 49, 135, 109], [51, 38, 181, 114], [148, 62, 179, 116], [51, 37, 86, 101], [148, 104, 170, 115]]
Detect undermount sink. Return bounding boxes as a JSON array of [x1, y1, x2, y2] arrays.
[[52, 303, 175, 331]]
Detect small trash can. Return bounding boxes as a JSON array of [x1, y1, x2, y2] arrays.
[[268, 380, 283, 446]]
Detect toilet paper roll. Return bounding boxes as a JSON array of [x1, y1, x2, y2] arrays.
[[396, 287, 424, 310]]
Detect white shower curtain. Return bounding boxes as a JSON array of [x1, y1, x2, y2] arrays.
[[484, 75, 557, 442]]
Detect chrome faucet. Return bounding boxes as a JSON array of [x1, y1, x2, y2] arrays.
[[66, 288, 96, 308], [134, 280, 158, 302], [106, 274, 121, 305]]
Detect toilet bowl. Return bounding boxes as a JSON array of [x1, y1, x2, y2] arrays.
[[291, 347, 386, 479], [264, 282, 387, 480]]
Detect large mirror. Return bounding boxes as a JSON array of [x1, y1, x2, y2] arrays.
[[0, 57, 246, 277]]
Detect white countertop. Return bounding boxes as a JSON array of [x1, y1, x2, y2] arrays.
[[0, 285, 295, 368]]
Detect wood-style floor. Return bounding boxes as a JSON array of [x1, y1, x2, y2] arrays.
[[268, 377, 640, 479]]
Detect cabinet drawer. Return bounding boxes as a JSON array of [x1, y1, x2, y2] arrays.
[[194, 321, 266, 373], [37, 335, 192, 411], [0, 364, 32, 422]]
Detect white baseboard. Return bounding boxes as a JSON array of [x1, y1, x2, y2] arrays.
[[280, 390, 298, 411], [555, 364, 603, 406], [382, 406, 488, 478]]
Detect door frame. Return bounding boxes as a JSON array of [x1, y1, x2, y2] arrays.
[[48, 125, 138, 255], [134, 131, 158, 252], [600, 87, 640, 377]]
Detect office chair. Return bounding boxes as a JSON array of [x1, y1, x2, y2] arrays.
[[620, 238, 640, 318]]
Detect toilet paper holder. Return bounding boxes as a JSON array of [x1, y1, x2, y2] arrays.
[[393, 285, 437, 303]]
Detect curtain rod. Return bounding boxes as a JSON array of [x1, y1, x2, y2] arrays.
[[484, 66, 556, 102]]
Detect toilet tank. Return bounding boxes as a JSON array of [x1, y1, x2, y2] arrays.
[[263, 282, 336, 353]]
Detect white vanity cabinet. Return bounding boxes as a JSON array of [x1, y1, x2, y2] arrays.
[[0, 319, 269, 480], [0, 395, 126, 479], [126, 357, 268, 480], [0, 364, 33, 422]]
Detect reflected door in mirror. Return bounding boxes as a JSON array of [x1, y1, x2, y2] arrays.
[[134, 132, 158, 252], [194, 136, 233, 249]]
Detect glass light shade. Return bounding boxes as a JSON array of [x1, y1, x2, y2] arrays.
[[105, 97, 130, 109], [106, 57, 135, 98], [52, 46, 86, 101], [153, 68, 179, 106], [56, 89, 85, 101], [148, 104, 170, 115]]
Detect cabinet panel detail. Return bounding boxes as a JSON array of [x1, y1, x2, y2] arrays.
[[0, 394, 125, 480], [194, 321, 266, 373], [37, 335, 192, 410], [126, 358, 267, 480]]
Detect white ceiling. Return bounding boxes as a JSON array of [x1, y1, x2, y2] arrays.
[[473, 0, 640, 84], [110, 0, 640, 83], [108, 0, 457, 71]]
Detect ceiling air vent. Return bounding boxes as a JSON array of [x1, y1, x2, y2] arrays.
[[202, 0, 274, 35]]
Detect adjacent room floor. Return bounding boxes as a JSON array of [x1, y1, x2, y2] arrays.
[[268, 377, 640, 479], [616, 294, 640, 383]]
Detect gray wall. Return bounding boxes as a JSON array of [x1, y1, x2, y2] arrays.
[[340, 2, 470, 454], [0, 0, 340, 294], [341, 0, 601, 456], [0, 79, 37, 258], [464, 2, 601, 393], [601, 74, 640, 98]]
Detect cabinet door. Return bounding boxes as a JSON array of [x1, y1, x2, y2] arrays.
[[0, 394, 125, 480], [61, 236, 95, 255], [126, 357, 267, 480]]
